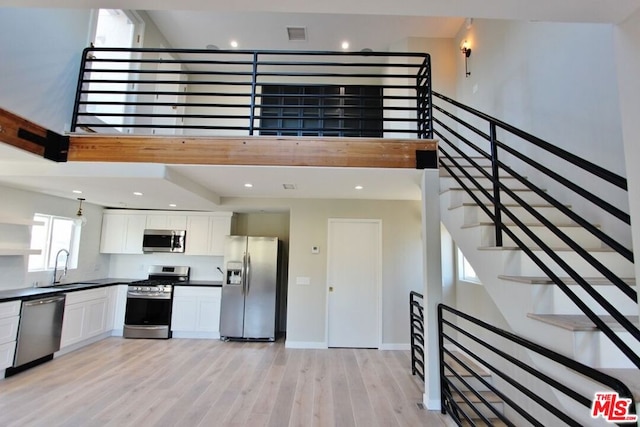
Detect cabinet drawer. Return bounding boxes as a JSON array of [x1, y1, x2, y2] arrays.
[[65, 288, 108, 305], [0, 316, 19, 345], [0, 340, 16, 370], [0, 301, 21, 319]]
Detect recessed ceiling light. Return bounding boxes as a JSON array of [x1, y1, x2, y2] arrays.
[[72, 190, 83, 194], [169, 203, 177, 207], [244, 183, 253, 188], [355, 185, 364, 190], [341, 41, 350, 50], [230, 40, 238, 48], [133, 192, 143, 196]]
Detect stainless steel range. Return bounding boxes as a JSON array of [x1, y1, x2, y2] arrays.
[[123, 265, 190, 339]]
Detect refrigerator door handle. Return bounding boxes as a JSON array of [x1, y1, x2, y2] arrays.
[[246, 252, 251, 295], [242, 252, 247, 295]]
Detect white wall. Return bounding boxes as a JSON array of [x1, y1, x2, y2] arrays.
[[614, 7, 640, 322], [0, 184, 110, 290], [452, 19, 630, 246], [0, 8, 92, 133], [285, 198, 423, 347], [107, 253, 224, 281]]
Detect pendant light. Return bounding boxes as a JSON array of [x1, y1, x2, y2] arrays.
[[76, 197, 87, 226]]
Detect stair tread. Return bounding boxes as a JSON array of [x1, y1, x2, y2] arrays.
[[444, 351, 490, 378], [527, 313, 640, 332], [478, 245, 616, 252], [600, 368, 640, 401], [442, 187, 540, 194], [462, 222, 585, 229], [453, 390, 503, 403], [461, 419, 508, 427], [450, 202, 570, 209], [498, 275, 635, 286]]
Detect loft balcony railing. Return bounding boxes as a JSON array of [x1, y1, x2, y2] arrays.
[[70, 48, 432, 139]]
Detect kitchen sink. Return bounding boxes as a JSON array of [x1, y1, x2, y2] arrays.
[[46, 282, 100, 289]]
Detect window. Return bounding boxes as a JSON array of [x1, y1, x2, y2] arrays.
[[457, 248, 480, 283], [28, 214, 81, 272], [259, 84, 383, 137]]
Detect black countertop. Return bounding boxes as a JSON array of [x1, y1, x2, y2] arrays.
[[0, 278, 223, 303], [0, 278, 136, 303]]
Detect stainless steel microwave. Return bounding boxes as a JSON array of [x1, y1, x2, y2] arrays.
[[142, 229, 186, 253]]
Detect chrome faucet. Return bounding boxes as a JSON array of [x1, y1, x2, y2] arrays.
[[52, 249, 70, 284]]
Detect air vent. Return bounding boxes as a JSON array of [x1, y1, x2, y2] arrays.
[[283, 184, 297, 190], [287, 27, 307, 42]]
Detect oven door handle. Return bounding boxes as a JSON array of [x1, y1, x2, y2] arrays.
[[127, 292, 171, 299]]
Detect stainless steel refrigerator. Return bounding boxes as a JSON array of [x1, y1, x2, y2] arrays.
[[220, 236, 279, 341]]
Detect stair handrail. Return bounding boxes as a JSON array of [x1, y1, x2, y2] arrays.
[[437, 303, 637, 426], [433, 91, 640, 368]]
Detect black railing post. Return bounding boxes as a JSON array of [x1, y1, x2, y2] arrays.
[[248, 51, 259, 135], [438, 304, 446, 414], [426, 56, 433, 139], [490, 123, 503, 247], [70, 48, 92, 132]]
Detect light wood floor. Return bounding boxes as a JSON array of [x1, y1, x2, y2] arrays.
[[0, 338, 455, 427]]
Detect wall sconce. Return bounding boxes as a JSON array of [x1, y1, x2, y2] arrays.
[[460, 40, 472, 77]]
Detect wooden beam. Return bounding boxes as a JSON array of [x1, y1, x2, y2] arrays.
[[0, 107, 47, 157], [68, 135, 437, 169]]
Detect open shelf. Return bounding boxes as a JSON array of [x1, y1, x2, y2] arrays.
[[0, 248, 41, 256], [0, 216, 44, 227]]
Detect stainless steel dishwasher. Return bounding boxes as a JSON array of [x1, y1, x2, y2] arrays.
[[11, 294, 66, 371]]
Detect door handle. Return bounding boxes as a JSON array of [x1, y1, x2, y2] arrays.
[[246, 253, 251, 294], [329, 286, 334, 292]]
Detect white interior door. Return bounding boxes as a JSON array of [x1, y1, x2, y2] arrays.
[[327, 219, 381, 348]]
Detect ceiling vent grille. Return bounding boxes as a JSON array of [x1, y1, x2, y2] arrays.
[[287, 27, 307, 42]]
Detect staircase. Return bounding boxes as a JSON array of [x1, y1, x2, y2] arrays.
[[439, 155, 640, 425]]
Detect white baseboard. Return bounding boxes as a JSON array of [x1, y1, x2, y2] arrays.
[[55, 331, 112, 357], [380, 343, 410, 351], [424, 393, 442, 411], [172, 331, 220, 339], [285, 340, 327, 349]]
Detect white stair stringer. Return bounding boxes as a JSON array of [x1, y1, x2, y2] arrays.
[[440, 182, 639, 426]]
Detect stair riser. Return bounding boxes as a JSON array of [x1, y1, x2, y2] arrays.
[[547, 285, 638, 316], [441, 176, 533, 191], [463, 205, 571, 225], [447, 189, 547, 207], [446, 376, 493, 393], [453, 402, 505, 420], [501, 250, 635, 278], [473, 225, 604, 249]]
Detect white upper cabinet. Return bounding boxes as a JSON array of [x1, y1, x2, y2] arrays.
[[100, 210, 232, 255], [100, 213, 146, 254], [185, 213, 232, 256], [145, 214, 187, 230]]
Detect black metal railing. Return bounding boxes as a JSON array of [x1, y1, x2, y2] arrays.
[[432, 91, 639, 369], [410, 291, 425, 382], [71, 48, 432, 138], [438, 304, 637, 427]]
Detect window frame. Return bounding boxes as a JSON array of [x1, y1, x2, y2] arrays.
[[457, 247, 481, 284], [28, 213, 81, 272]]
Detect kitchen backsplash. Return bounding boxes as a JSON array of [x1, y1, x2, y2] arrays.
[[108, 253, 224, 281]]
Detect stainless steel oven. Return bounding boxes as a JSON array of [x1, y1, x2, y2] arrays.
[[123, 265, 190, 339]]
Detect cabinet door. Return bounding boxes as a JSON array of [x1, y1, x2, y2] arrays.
[[171, 296, 198, 331], [196, 295, 221, 332], [209, 216, 231, 256], [146, 215, 167, 229], [0, 341, 16, 370], [100, 214, 127, 253], [85, 299, 107, 338], [112, 285, 128, 332], [60, 303, 86, 348], [122, 215, 146, 254], [146, 215, 187, 230], [185, 216, 210, 255]]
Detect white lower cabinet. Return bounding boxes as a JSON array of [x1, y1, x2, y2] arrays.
[[110, 285, 128, 335], [60, 288, 109, 349], [0, 300, 20, 370], [171, 287, 221, 338]]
